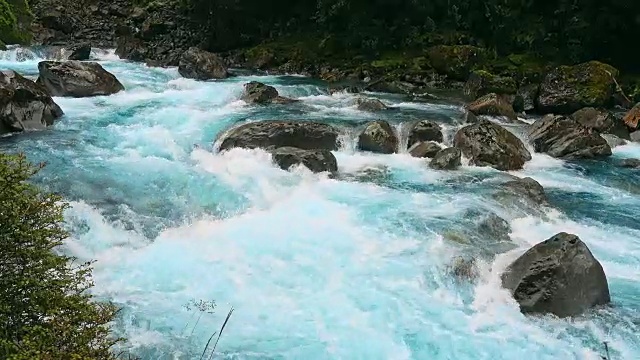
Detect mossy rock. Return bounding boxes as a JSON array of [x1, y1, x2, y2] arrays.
[[0, 39, 6, 50], [0, 0, 32, 45], [426, 45, 486, 81], [464, 70, 517, 99], [537, 61, 619, 114], [484, 53, 547, 84]]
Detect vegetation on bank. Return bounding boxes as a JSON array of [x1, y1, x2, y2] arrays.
[[0, 0, 32, 45], [0, 153, 121, 359]]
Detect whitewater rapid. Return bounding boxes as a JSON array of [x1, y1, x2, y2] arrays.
[[1, 47, 639, 359]]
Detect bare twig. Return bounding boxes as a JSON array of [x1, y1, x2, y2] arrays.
[[207, 307, 234, 360]]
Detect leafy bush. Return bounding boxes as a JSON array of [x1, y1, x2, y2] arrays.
[[0, 153, 121, 360], [0, 0, 32, 44]]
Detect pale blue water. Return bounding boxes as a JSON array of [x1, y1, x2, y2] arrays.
[[1, 47, 640, 360]]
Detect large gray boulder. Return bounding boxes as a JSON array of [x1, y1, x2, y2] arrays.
[[0, 70, 64, 135], [269, 147, 337, 174], [501, 232, 610, 317], [454, 120, 531, 171], [218, 121, 340, 152], [358, 120, 398, 154], [178, 47, 228, 80], [528, 115, 612, 159], [408, 120, 443, 148], [37, 61, 124, 97]]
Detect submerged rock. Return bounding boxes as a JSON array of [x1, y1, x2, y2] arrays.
[[241, 81, 297, 105], [623, 103, 640, 132], [500, 177, 548, 205], [570, 107, 629, 139], [355, 97, 388, 112], [37, 61, 124, 97], [0, 70, 64, 134], [619, 158, 640, 168], [178, 47, 228, 80], [218, 120, 340, 151], [408, 141, 441, 158], [453, 120, 531, 171], [408, 120, 443, 147], [358, 120, 398, 154], [269, 146, 337, 174], [429, 147, 461, 170], [536, 61, 618, 114], [501, 232, 610, 317], [449, 256, 479, 281], [528, 115, 612, 159], [467, 93, 517, 121]]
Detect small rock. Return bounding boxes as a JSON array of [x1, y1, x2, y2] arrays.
[[178, 47, 228, 80], [429, 147, 462, 170], [355, 97, 388, 112], [501, 232, 610, 317], [501, 177, 548, 205], [218, 121, 340, 151], [408, 141, 441, 158], [358, 120, 398, 154], [36, 61, 124, 97], [467, 93, 517, 121], [449, 257, 479, 281], [623, 103, 640, 132], [269, 147, 338, 174], [619, 158, 640, 168], [462, 110, 479, 123], [528, 115, 612, 159], [408, 120, 443, 147], [454, 120, 532, 171], [240, 81, 297, 105]]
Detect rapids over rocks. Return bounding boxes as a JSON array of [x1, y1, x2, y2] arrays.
[[1, 46, 639, 359]]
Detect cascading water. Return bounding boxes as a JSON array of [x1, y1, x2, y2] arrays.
[[1, 47, 639, 360]]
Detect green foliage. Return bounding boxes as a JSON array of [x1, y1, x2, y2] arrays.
[[0, 0, 32, 44], [0, 153, 122, 360]]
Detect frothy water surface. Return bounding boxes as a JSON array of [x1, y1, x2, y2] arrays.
[[1, 47, 639, 359]]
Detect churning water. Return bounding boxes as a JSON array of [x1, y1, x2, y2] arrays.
[[1, 46, 639, 359]]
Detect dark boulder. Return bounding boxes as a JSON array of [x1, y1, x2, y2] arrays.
[[67, 43, 91, 60], [429, 147, 462, 170], [240, 81, 297, 105], [355, 97, 388, 112], [464, 70, 516, 99], [358, 120, 398, 154], [462, 110, 479, 124], [449, 257, 479, 281], [0, 70, 64, 135], [408, 141, 441, 158], [467, 93, 517, 121], [536, 61, 618, 114], [570, 107, 629, 139], [218, 121, 340, 152], [269, 147, 338, 174], [408, 120, 443, 147], [427, 45, 485, 81], [37, 61, 124, 97], [501, 232, 610, 317], [514, 83, 539, 113], [528, 115, 612, 159], [623, 103, 640, 132], [39, 9, 75, 34], [454, 120, 532, 171], [178, 47, 228, 80]]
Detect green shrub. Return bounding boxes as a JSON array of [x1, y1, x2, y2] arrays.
[[0, 153, 122, 360], [0, 0, 32, 44]]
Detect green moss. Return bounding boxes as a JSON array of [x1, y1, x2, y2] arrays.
[[0, 0, 32, 45], [464, 70, 517, 98]]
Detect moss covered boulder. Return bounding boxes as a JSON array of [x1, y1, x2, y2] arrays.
[[536, 61, 618, 114], [427, 45, 485, 81], [464, 70, 517, 99]]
